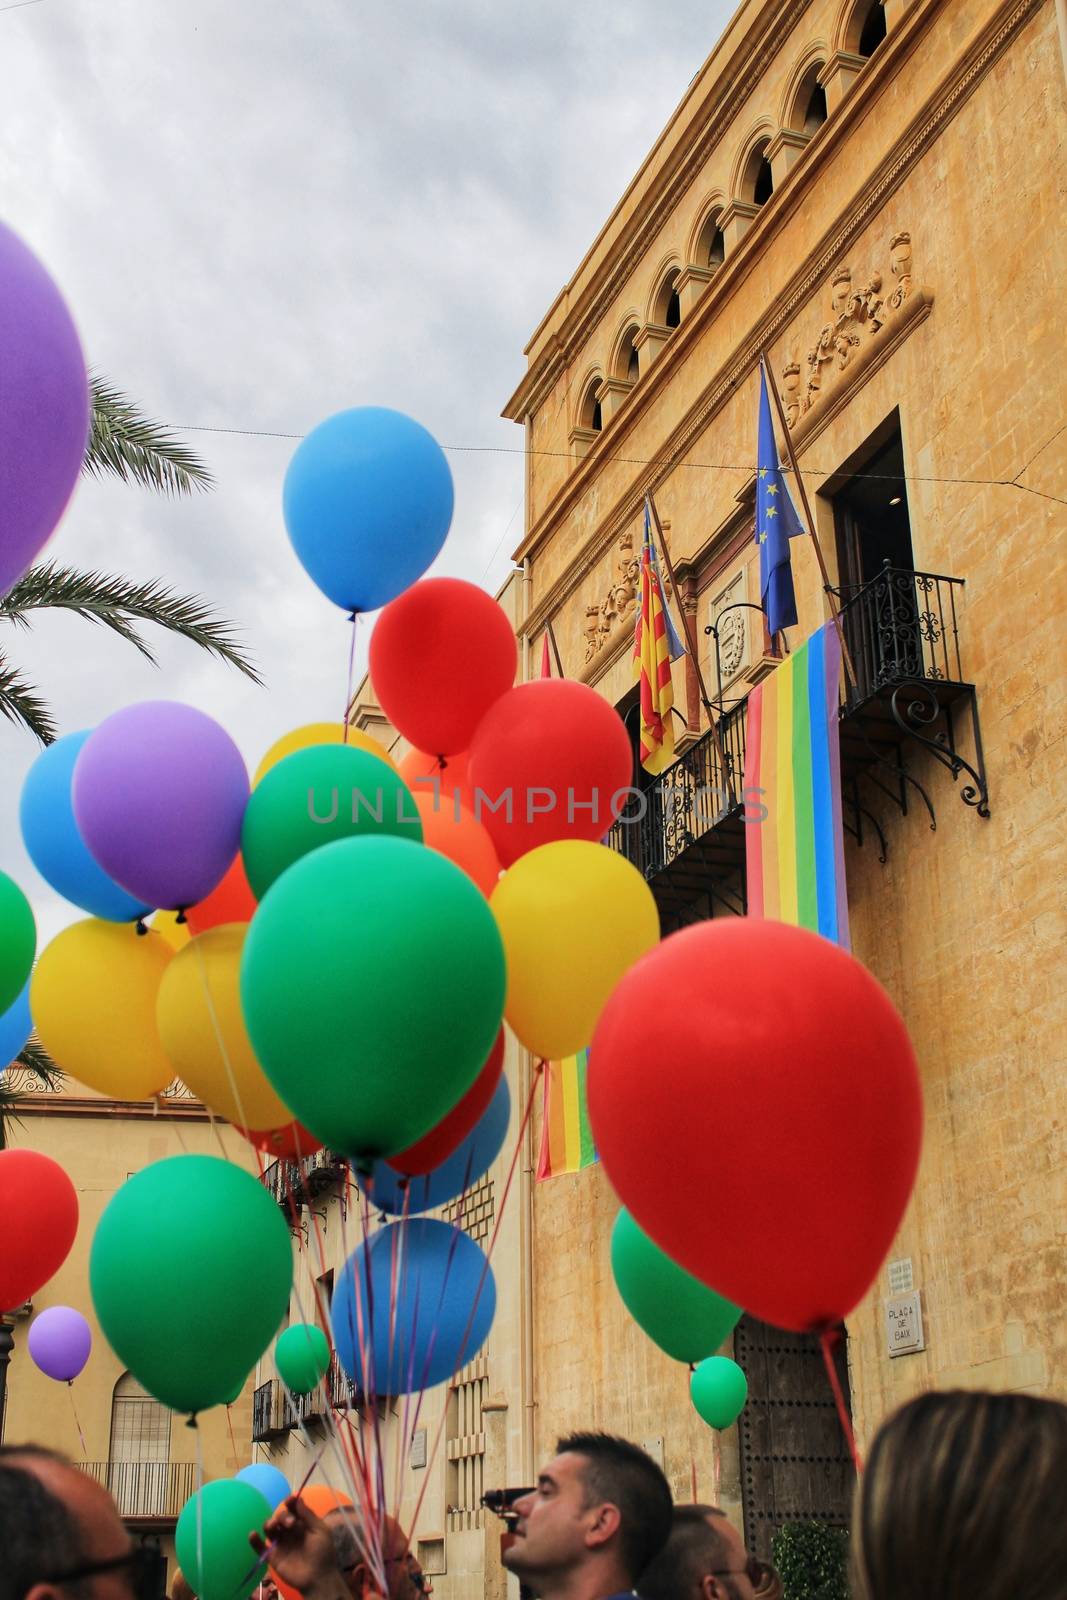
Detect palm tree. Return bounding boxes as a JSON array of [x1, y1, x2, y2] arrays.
[[1, 374, 262, 1123]]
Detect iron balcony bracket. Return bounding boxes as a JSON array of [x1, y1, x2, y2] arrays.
[[889, 680, 990, 818]]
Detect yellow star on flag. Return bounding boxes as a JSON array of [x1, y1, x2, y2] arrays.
[[767, 506, 777, 517], [767, 483, 778, 495]]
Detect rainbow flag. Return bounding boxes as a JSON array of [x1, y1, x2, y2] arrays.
[[633, 501, 686, 775], [537, 1050, 598, 1179], [743, 622, 850, 947]]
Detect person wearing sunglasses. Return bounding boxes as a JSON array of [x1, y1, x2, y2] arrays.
[[0, 1444, 167, 1600], [252, 1495, 428, 1600], [638, 1504, 777, 1600]]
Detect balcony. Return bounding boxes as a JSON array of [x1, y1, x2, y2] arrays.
[[252, 1357, 359, 1441], [611, 566, 988, 926], [261, 1148, 348, 1219], [81, 1460, 196, 1523]]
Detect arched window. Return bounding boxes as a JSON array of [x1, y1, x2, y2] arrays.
[[788, 63, 828, 134], [653, 268, 682, 330], [108, 1372, 172, 1518], [741, 139, 774, 206], [698, 208, 726, 270], [614, 325, 640, 385], [579, 377, 603, 434], [853, 0, 887, 55]]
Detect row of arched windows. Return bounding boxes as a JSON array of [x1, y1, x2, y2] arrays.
[[574, 0, 887, 444]]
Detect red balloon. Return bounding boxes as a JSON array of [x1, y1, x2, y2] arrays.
[[414, 792, 501, 898], [0, 1149, 78, 1311], [390, 1030, 505, 1176], [398, 746, 473, 810], [369, 578, 517, 756], [185, 854, 256, 935], [467, 680, 632, 867], [233, 1121, 324, 1160], [587, 921, 922, 1332]]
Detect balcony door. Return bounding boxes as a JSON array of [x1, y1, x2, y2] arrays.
[[108, 1372, 172, 1518]]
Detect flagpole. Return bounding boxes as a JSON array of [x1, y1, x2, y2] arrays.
[[546, 619, 566, 679], [760, 354, 858, 692], [645, 493, 734, 805]]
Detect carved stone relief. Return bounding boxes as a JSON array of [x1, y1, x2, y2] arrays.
[[584, 528, 645, 662], [709, 570, 749, 690], [783, 231, 912, 426]]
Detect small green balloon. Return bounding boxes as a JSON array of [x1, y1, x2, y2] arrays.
[[176, 1479, 270, 1600], [275, 1322, 330, 1394], [90, 1155, 293, 1414], [691, 1355, 748, 1430], [240, 835, 506, 1160], [0, 871, 36, 1017], [241, 743, 422, 898], [612, 1209, 742, 1363]]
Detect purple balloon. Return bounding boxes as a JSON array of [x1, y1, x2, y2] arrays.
[[28, 1305, 92, 1382], [0, 221, 90, 598], [72, 701, 250, 910]]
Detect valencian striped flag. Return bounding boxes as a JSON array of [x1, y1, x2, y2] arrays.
[[633, 500, 687, 774], [537, 1049, 598, 1179], [743, 621, 850, 948]]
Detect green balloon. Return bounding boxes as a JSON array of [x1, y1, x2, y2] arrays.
[[612, 1209, 742, 1363], [240, 835, 506, 1160], [176, 1480, 270, 1600], [691, 1355, 748, 1429], [90, 1155, 293, 1414], [241, 744, 422, 899], [0, 872, 35, 1016], [275, 1322, 330, 1394]]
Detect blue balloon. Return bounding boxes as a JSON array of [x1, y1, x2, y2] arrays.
[[283, 407, 454, 613], [361, 1076, 511, 1216], [333, 1218, 495, 1395], [0, 981, 32, 1068], [235, 1462, 291, 1512], [20, 732, 151, 921]]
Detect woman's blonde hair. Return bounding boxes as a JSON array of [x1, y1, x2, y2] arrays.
[[852, 1389, 1067, 1600]]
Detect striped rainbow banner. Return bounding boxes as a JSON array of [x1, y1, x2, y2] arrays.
[[537, 1049, 598, 1179], [743, 621, 850, 948]]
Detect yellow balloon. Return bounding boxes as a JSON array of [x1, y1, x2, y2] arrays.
[[254, 722, 398, 785], [491, 839, 660, 1060], [156, 923, 292, 1129], [32, 920, 174, 1100], [150, 909, 190, 952]]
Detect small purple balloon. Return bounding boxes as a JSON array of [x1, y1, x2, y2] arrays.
[[28, 1305, 92, 1382], [0, 221, 90, 598], [72, 701, 250, 910]]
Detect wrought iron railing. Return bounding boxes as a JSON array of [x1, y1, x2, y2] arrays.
[[835, 564, 965, 706], [608, 700, 747, 880], [81, 1460, 196, 1520], [261, 1148, 347, 1214], [252, 1358, 357, 1441], [612, 567, 969, 884], [252, 1378, 290, 1441]]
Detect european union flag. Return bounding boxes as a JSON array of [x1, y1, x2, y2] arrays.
[[756, 359, 805, 636]]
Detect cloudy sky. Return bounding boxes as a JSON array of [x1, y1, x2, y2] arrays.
[[1, 0, 733, 938]]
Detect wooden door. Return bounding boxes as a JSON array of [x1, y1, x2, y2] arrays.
[[734, 1317, 855, 1561]]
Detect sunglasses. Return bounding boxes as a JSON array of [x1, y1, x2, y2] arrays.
[[38, 1545, 168, 1600]]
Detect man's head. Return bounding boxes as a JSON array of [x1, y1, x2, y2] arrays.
[[0, 1446, 158, 1600], [325, 1508, 428, 1600], [638, 1505, 763, 1600], [503, 1432, 672, 1594]]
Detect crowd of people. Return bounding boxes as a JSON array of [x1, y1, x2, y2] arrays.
[[3, 1389, 1067, 1600]]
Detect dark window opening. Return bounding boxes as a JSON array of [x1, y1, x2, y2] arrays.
[[803, 80, 828, 133], [858, 0, 887, 56], [580, 381, 603, 433], [665, 288, 681, 328], [831, 423, 913, 593], [626, 343, 639, 384], [753, 154, 774, 206]]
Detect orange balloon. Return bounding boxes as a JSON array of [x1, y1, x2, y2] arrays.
[[399, 746, 473, 808], [414, 792, 501, 897], [185, 854, 257, 935]]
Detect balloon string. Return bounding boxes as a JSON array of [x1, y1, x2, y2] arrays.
[[191, 934, 253, 1147], [405, 1068, 540, 1543], [713, 1435, 721, 1505], [342, 612, 359, 741], [67, 1384, 88, 1457], [819, 1327, 863, 1474]]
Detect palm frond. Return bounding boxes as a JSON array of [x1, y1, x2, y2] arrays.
[[85, 372, 214, 496], [2, 562, 263, 685], [0, 651, 57, 743]]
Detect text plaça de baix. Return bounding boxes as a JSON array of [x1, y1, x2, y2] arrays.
[[307, 781, 770, 827]]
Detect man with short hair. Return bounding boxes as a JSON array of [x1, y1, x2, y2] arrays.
[[638, 1504, 771, 1600], [502, 1431, 672, 1600], [0, 1444, 166, 1600]]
